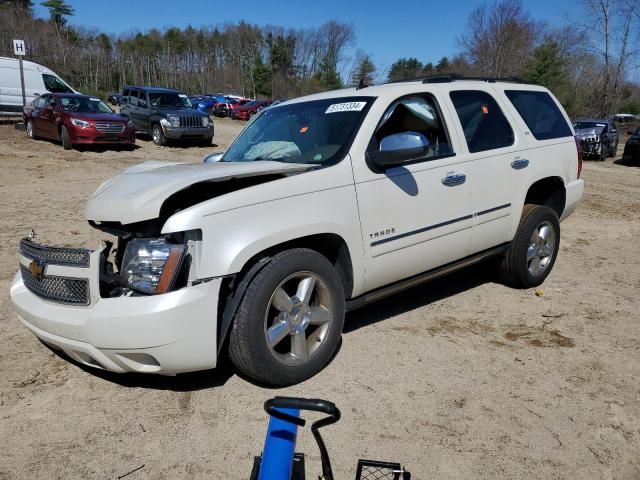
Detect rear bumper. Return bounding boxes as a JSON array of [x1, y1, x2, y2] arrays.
[[561, 179, 584, 221], [163, 125, 213, 140], [10, 272, 222, 374]]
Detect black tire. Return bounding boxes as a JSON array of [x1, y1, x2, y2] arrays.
[[499, 204, 560, 288], [60, 125, 72, 150], [151, 124, 165, 146], [228, 248, 345, 386]]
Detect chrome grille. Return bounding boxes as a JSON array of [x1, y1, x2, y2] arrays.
[[178, 116, 204, 128], [20, 264, 89, 305], [95, 122, 125, 133], [20, 239, 90, 267]]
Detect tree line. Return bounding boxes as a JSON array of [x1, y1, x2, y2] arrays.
[[1, 0, 639, 118]]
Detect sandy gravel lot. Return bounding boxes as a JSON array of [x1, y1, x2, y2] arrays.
[[0, 121, 639, 479]]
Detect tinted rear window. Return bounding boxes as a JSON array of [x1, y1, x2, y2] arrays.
[[449, 90, 514, 153], [505, 90, 572, 140]]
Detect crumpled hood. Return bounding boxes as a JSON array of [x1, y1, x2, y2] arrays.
[[575, 126, 604, 139], [85, 160, 314, 224]]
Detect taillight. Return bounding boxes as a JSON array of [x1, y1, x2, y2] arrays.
[[574, 136, 583, 179]]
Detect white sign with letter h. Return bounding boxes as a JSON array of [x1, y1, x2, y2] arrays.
[[13, 39, 26, 56]]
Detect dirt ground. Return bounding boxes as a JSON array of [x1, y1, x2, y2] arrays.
[[0, 121, 639, 480]]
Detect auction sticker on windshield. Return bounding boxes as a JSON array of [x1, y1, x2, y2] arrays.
[[325, 102, 367, 114]]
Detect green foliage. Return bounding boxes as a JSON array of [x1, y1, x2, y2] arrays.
[[387, 57, 424, 82], [316, 56, 342, 90], [349, 55, 376, 87], [41, 0, 73, 26], [435, 56, 450, 73], [522, 41, 567, 90], [253, 56, 272, 98]]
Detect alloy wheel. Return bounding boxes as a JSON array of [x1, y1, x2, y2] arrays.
[[527, 220, 556, 276], [264, 272, 334, 366]]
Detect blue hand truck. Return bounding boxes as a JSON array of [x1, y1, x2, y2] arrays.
[[250, 396, 411, 480]]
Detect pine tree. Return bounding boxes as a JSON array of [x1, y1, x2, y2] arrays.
[[41, 0, 73, 27]]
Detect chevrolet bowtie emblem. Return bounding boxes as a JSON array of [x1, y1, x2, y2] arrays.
[[28, 260, 44, 278]]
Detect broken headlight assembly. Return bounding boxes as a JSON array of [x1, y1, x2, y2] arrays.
[[120, 238, 186, 294]]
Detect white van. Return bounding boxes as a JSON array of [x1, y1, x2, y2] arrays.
[[0, 57, 77, 115]]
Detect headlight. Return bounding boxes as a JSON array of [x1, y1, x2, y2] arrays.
[[202, 116, 209, 127], [126, 120, 134, 129], [121, 238, 186, 294], [160, 118, 171, 127], [70, 118, 90, 128], [166, 115, 180, 127]]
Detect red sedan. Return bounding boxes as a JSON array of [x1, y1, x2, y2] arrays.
[[24, 93, 135, 150], [230, 100, 271, 120]]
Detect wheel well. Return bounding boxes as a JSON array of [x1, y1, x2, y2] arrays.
[[524, 177, 565, 218], [239, 234, 354, 298], [215, 234, 355, 352]]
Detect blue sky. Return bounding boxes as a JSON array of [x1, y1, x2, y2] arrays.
[[33, 0, 578, 76]]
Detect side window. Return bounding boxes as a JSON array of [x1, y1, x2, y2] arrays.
[[129, 89, 139, 106], [42, 74, 72, 93], [369, 95, 454, 160], [504, 90, 572, 140], [450, 90, 514, 153], [35, 95, 48, 108], [121, 88, 131, 104], [137, 90, 147, 108]]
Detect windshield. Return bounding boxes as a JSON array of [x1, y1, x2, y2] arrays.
[[149, 92, 192, 108], [574, 121, 606, 130], [222, 97, 374, 165], [60, 96, 113, 113]]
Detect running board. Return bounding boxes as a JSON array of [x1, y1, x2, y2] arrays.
[[345, 243, 509, 311]]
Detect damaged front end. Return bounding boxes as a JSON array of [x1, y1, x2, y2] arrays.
[[18, 230, 196, 305]]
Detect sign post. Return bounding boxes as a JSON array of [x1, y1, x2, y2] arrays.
[[13, 39, 26, 108]]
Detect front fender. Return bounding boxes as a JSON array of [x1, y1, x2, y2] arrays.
[[161, 185, 366, 296]]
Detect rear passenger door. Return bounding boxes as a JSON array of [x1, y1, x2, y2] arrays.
[[447, 89, 526, 253]]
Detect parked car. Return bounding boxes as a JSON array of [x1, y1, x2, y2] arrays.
[[11, 76, 584, 386], [0, 56, 77, 116], [120, 86, 213, 146], [573, 118, 619, 160], [214, 98, 251, 117], [23, 93, 135, 150], [230, 100, 271, 120], [193, 95, 227, 113], [622, 128, 640, 163], [107, 92, 122, 105]]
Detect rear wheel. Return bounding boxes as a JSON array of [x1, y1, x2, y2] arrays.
[[228, 248, 345, 386], [60, 125, 72, 150], [499, 204, 560, 288], [151, 124, 165, 146]]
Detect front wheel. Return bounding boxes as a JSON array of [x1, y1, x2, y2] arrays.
[[499, 204, 560, 288], [152, 124, 165, 146], [60, 125, 72, 150], [25, 119, 37, 139], [228, 248, 345, 386]]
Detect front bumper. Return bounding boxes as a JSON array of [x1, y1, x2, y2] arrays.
[[162, 124, 214, 140], [10, 245, 222, 374], [69, 126, 136, 145]]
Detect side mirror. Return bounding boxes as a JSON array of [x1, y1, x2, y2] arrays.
[[203, 152, 224, 163], [367, 132, 430, 169]]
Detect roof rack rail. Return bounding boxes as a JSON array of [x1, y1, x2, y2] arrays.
[[386, 74, 533, 85]]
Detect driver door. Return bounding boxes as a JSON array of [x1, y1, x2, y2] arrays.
[[353, 94, 473, 292]]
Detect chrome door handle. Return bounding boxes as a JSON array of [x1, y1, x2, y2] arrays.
[[441, 173, 466, 187], [511, 159, 529, 170]]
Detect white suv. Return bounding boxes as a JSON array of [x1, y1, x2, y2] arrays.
[[11, 76, 584, 386]]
